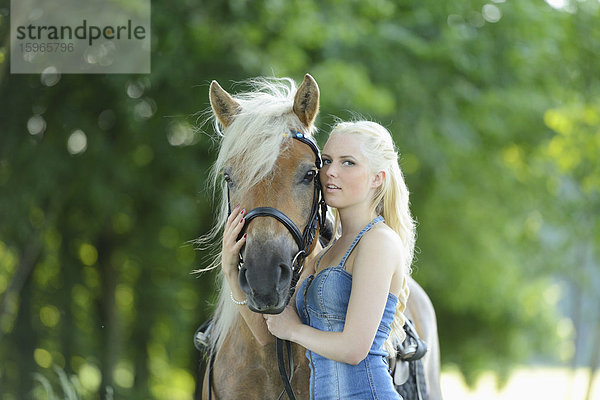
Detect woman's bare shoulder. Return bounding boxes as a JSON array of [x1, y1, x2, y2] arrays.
[[358, 224, 402, 256]]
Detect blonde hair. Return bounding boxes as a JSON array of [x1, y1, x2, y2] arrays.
[[328, 120, 416, 355]]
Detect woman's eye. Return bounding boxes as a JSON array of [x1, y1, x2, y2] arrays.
[[303, 170, 317, 182], [342, 160, 355, 166], [322, 159, 331, 165]]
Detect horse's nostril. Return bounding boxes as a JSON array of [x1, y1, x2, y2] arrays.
[[238, 267, 250, 293], [279, 263, 292, 283]]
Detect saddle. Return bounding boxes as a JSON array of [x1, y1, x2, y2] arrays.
[[391, 319, 429, 400]]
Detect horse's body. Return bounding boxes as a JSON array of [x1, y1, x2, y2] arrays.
[[199, 75, 442, 400], [406, 278, 443, 399]]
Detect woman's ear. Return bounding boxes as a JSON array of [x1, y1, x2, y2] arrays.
[[371, 171, 385, 189]]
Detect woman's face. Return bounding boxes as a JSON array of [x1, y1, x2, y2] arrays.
[[320, 133, 377, 210]]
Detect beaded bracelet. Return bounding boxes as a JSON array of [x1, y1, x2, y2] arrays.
[[230, 291, 247, 305]]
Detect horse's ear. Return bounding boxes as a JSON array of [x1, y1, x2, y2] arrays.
[[293, 74, 320, 128], [210, 80, 241, 128]]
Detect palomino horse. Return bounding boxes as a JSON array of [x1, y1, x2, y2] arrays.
[[197, 74, 442, 399]]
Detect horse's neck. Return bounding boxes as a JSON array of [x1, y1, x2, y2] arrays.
[[219, 314, 306, 376], [232, 314, 274, 357], [214, 314, 309, 399]]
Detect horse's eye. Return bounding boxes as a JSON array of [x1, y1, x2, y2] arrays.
[[224, 173, 232, 184], [303, 170, 317, 183]]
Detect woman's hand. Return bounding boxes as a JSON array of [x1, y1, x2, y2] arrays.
[[221, 204, 246, 279], [264, 305, 302, 341]]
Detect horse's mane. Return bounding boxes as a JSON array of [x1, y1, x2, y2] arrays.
[[195, 77, 317, 353]]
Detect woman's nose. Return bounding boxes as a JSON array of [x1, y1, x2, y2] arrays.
[[324, 164, 337, 177]]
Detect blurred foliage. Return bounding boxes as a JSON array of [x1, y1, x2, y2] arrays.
[[1, 0, 599, 398]]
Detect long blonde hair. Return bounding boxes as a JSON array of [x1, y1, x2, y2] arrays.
[[328, 120, 416, 355]]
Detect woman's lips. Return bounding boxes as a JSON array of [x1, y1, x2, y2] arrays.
[[325, 184, 341, 192]]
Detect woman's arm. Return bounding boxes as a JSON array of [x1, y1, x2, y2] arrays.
[[265, 229, 401, 364], [222, 205, 274, 345]]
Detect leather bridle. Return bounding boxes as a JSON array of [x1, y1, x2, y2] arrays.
[[210, 130, 327, 400], [231, 131, 327, 296]]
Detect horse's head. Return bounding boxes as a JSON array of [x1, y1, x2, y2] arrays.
[[209, 75, 322, 314]]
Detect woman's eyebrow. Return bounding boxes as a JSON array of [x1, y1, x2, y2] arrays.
[[322, 153, 357, 160]]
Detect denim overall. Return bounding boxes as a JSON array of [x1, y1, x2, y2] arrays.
[[296, 216, 401, 399]]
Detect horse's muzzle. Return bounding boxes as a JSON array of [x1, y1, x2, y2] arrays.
[[238, 255, 293, 314]]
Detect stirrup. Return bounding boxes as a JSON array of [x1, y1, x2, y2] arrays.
[[398, 319, 428, 361], [194, 318, 213, 353]]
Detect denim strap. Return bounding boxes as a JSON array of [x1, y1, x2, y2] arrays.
[[339, 215, 384, 268]]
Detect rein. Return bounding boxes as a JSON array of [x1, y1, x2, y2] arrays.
[[208, 130, 326, 400]]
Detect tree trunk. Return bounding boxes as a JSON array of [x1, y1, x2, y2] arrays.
[[98, 236, 119, 398], [0, 240, 42, 340]]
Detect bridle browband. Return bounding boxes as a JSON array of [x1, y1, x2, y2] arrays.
[[214, 130, 326, 400]]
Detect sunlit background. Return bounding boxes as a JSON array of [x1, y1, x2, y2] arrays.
[[1, 0, 599, 399]]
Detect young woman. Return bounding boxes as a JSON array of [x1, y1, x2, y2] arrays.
[[223, 120, 416, 399]]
